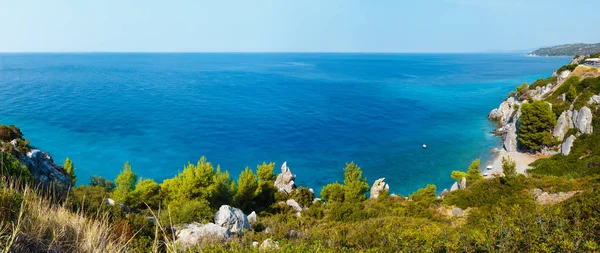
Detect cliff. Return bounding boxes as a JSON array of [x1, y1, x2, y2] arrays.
[[530, 43, 600, 56]]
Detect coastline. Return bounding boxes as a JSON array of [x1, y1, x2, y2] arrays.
[[483, 148, 543, 178]]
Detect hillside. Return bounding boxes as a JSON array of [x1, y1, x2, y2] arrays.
[[530, 43, 600, 56], [3, 56, 600, 252]]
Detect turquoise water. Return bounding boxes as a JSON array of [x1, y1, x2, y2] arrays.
[[0, 53, 568, 195]]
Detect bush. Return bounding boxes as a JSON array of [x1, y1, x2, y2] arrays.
[[0, 125, 23, 141], [90, 175, 115, 192], [556, 64, 578, 73], [529, 76, 558, 89]]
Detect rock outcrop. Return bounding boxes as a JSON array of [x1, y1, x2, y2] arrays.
[[460, 177, 467, 190], [274, 162, 296, 194], [588, 95, 600, 106], [488, 97, 517, 125], [214, 205, 250, 234], [558, 70, 571, 82], [553, 110, 574, 141], [560, 135, 576, 155], [22, 149, 71, 191], [450, 182, 459, 192], [370, 178, 389, 199], [574, 106, 593, 134], [503, 123, 518, 152], [452, 207, 464, 217], [260, 238, 280, 251], [532, 188, 581, 205], [175, 223, 231, 249]]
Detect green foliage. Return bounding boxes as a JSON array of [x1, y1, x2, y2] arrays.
[[0, 152, 33, 184], [64, 157, 76, 186], [0, 124, 23, 141], [502, 156, 517, 178], [69, 185, 110, 215], [342, 162, 369, 203], [255, 163, 277, 211], [234, 167, 259, 212], [529, 76, 558, 89], [289, 187, 314, 208], [90, 175, 115, 192], [556, 64, 578, 73], [518, 100, 557, 151], [128, 178, 161, 210], [257, 162, 276, 181], [320, 182, 344, 202], [112, 161, 138, 203], [161, 199, 213, 225], [516, 82, 528, 97], [409, 184, 439, 206], [451, 159, 482, 184]]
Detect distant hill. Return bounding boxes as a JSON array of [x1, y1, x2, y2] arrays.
[[530, 43, 600, 56]]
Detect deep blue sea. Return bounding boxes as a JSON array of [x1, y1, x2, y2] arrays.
[[0, 53, 568, 195]]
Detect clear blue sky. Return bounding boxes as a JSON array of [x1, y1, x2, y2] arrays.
[[1, 0, 599, 53]]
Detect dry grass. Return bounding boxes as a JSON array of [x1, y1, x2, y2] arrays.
[[0, 180, 128, 253], [571, 65, 600, 79]]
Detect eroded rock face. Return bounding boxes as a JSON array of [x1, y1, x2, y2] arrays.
[[286, 199, 303, 217], [560, 135, 576, 155], [588, 95, 600, 105], [553, 110, 574, 141], [214, 205, 250, 234], [503, 123, 518, 152], [488, 97, 517, 125], [460, 177, 467, 190], [274, 162, 296, 194], [558, 70, 571, 82], [175, 223, 231, 249], [574, 107, 593, 134], [23, 149, 71, 190], [370, 178, 390, 199], [450, 182, 459, 192], [532, 188, 581, 205], [247, 211, 257, 226]]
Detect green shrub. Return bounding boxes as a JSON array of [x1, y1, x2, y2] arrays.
[[556, 64, 578, 73], [90, 175, 115, 192], [518, 100, 556, 151], [529, 76, 558, 89]]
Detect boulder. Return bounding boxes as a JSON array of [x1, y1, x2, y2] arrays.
[[588, 95, 600, 105], [286, 199, 303, 217], [104, 198, 116, 206], [370, 178, 390, 199], [450, 182, 459, 192], [574, 107, 593, 134], [214, 205, 250, 234], [247, 211, 257, 225], [460, 177, 467, 190], [553, 110, 574, 141], [252, 241, 259, 248], [274, 162, 296, 194], [503, 123, 518, 152], [558, 70, 571, 82], [175, 223, 231, 249], [260, 238, 280, 251], [440, 189, 449, 197], [560, 135, 576, 155]]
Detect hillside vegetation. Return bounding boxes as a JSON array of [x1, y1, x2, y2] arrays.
[[531, 43, 600, 56], [3, 55, 600, 252]]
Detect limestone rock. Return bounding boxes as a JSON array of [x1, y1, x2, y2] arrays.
[[247, 211, 257, 226], [214, 205, 250, 234], [175, 223, 231, 249], [560, 135, 576, 155], [570, 55, 587, 65], [460, 177, 467, 190], [558, 70, 571, 82], [440, 189, 449, 197], [488, 97, 517, 125], [574, 107, 593, 134], [588, 95, 600, 105], [23, 149, 71, 191], [450, 182, 459, 192], [503, 123, 518, 152], [105, 198, 116, 206], [370, 178, 390, 199], [286, 199, 303, 217], [274, 162, 296, 194], [553, 110, 574, 141], [260, 238, 280, 251], [252, 241, 259, 248]]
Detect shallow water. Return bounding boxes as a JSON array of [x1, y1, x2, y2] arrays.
[[0, 53, 569, 195]]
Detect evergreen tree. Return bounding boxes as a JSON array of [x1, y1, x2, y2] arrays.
[[112, 161, 138, 203], [64, 157, 76, 186], [518, 101, 556, 151], [321, 182, 345, 202], [502, 156, 517, 178], [343, 162, 369, 203], [235, 167, 259, 212]]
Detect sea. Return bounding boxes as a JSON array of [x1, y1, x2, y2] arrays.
[[0, 53, 569, 195]]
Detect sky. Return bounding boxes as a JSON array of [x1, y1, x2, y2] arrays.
[[0, 0, 599, 53]]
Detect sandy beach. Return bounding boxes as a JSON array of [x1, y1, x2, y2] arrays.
[[483, 149, 541, 178]]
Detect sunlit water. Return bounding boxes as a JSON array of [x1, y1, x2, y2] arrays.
[[0, 53, 568, 195]]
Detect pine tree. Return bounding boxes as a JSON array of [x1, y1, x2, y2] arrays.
[[113, 161, 138, 203], [64, 157, 76, 186]]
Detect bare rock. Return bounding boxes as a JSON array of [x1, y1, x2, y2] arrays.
[[489, 97, 517, 125], [553, 110, 574, 141], [533, 188, 581, 205], [588, 95, 600, 105], [452, 207, 464, 217], [450, 182, 459, 192], [286, 199, 303, 217], [574, 107, 593, 134], [247, 211, 257, 226], [260, 238, 280, 251], [460, 177, 467, 190], [560, 135, 576, 155], [503, 123, 518, 152], [440, 189, 449, 197], [370, 178, 390, 199], [558, 70, 571, 82], [214, 205, 250, 234], [23, 149, 71, 191], [175, 223, 231, 249], [274, 162, 296, 194]]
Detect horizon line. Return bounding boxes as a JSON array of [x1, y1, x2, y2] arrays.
[[0, 51, 533, 54]]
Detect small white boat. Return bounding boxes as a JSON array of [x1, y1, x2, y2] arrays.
[[422, 144, 427, 149], [486, 165, 493, 170]]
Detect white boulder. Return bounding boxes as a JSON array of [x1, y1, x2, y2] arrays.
[[370, 178, 390, 199], [274, 162, 296, 194], [560, 135, 576, 155], [175, 223, 231, 249], [214, 205, 250, 234]]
